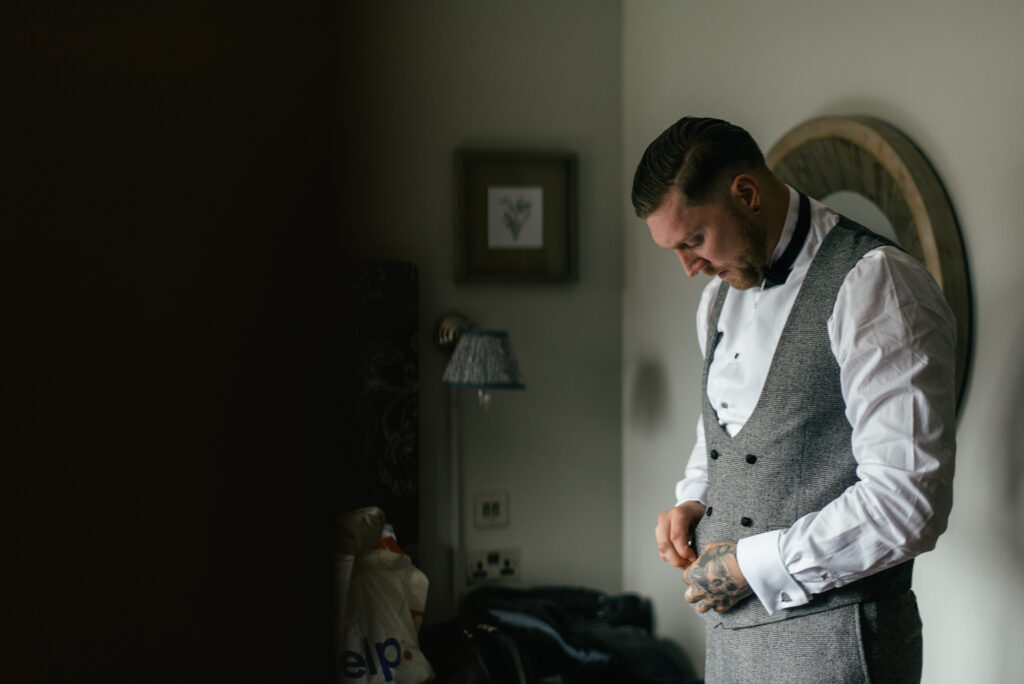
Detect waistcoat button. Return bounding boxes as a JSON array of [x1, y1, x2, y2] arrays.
[[740, 517, 752, 527], [746, 454, 757, 464], [706, 507, 713, 517], [709, 449, 719, 460]]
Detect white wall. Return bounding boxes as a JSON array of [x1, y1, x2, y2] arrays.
[[342, 1, 624, 620], [622, 1, 1024, 681]]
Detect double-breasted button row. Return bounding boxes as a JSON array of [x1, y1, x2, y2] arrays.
[[708, 449, 760, 464], [706, 449, 757, 528], [705, 508, 754, 527]]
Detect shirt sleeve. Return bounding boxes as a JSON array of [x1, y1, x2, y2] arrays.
[[675, 416, 709, 507], [738, 246, 957, 614], [674, 280, 721, 507]]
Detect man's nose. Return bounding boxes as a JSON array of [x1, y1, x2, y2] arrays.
[[676, 249, 705, 278]]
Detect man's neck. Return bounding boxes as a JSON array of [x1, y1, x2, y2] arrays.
[[758, 176, 792, 263]]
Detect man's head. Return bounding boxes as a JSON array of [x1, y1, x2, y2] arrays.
[[631, 116, 766, 218], [632, 117, 781, 290]]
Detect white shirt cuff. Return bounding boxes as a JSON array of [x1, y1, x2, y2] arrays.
[[674, 480, 707, 508], [736, 530, 809, 614]]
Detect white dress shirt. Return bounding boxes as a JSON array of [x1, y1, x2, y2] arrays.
[[674, 186, 957, 614]]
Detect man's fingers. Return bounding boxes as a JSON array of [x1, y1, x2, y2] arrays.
[[657, 540, 686, 567], [655, 506, 698, 568], [655, 516, 685, 567], [658, 539, 694, 567], [669, 528, 696, 565]]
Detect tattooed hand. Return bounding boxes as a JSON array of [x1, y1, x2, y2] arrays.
[[682, 542, 753, 613]]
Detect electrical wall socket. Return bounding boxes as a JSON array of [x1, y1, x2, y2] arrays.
[[466, 547, 520, 585], [473, 490, 509, 527]]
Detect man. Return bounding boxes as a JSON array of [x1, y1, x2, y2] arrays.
[[633, 117, 956, 683]]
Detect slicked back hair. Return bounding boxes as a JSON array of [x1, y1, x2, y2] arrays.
[[631, 117, 766, 218]]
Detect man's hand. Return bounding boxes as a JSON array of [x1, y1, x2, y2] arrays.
[[655, 501, 706, 569], [682, 541, 753, 613]]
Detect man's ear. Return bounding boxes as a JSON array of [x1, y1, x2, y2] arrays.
[[730, 173, 761, 213]]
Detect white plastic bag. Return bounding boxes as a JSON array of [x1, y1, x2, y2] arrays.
[[337, 507, 434, 683]]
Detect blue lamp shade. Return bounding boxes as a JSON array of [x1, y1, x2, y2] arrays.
[[442, 330, 525, 389]]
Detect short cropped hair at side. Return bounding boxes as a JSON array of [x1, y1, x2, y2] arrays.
[[631, 117, 766, 218]]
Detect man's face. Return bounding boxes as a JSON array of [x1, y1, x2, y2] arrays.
[[645, 189, 767, 290]]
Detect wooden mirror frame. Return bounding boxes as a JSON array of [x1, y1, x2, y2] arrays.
[[767, 116, 972, 411]]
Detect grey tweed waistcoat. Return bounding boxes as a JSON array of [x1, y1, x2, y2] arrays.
[[694, 217, 912, 630]]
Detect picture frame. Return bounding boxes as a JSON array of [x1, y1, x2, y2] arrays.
[[454, 150, 578, 283]]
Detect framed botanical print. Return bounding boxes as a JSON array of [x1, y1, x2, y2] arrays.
[[454, 150, 577, 283]]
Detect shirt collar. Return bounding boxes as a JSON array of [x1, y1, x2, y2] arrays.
[[769, 185, 800, 268], [761, 186, 811, 289]]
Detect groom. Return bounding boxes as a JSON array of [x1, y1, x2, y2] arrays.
[[635, 116, 956, 683]]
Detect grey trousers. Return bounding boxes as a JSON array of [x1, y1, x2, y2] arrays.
[[705, 592, 922, 684]]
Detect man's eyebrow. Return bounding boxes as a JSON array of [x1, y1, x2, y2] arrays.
[[674, 230, 700, 249]]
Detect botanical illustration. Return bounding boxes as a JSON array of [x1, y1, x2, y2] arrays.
[[487, 186, 544, 248], [499, 195, 532, 240]]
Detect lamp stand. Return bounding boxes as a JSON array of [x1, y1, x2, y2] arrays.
[[433, 311, 472, 614], [448, 385, 466, 614]]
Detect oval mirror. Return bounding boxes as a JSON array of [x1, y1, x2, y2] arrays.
[[767, 116, 972, 411]]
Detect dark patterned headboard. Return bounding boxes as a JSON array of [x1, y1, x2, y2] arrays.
[[345, 263, 420, 557]]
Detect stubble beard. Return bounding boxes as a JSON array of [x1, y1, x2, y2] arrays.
[[712, 216, 768, 290]]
